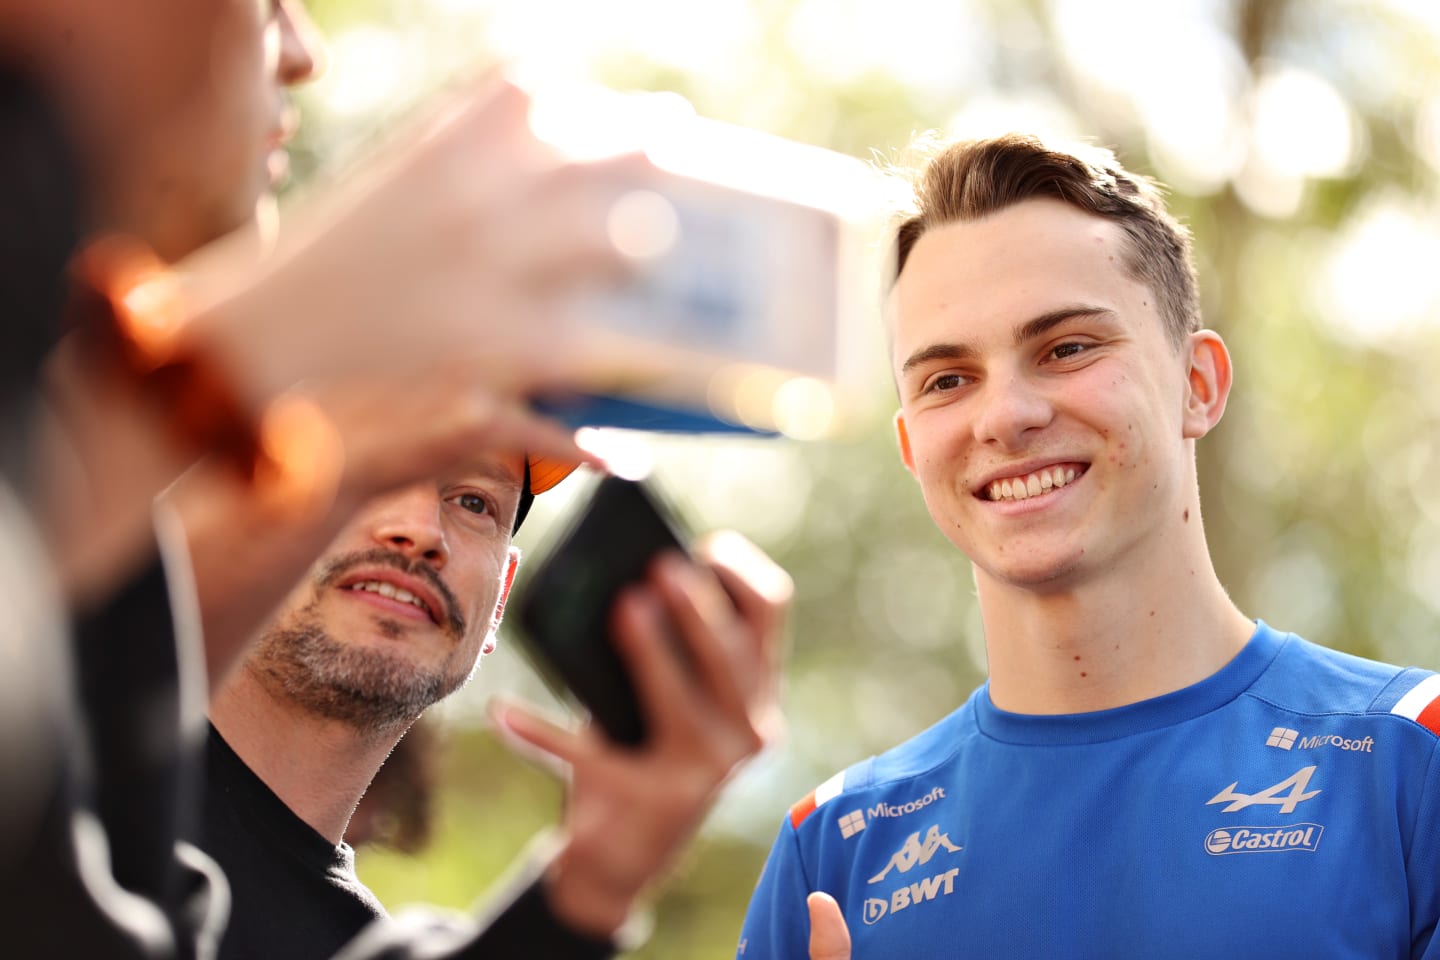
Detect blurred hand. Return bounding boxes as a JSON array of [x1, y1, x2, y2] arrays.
[[491, 531, 790, 938], [184, 76, 660, 420], [40, 76, 648, 611], [807, 892, 851, 960]]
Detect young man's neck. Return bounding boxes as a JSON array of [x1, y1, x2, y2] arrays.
[[209, 666, 408, 844], [977, 525, 1253, 716]]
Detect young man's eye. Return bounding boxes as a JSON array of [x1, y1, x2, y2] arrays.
[[1050, 342, 1090, 360], [925, 373, 965, 393]]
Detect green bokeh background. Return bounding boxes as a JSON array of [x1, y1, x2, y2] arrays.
[[283, 1, 1440, 956]]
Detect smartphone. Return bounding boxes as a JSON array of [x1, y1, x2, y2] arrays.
[[513, 476, 690, 746], [525, 84, 886, 438]]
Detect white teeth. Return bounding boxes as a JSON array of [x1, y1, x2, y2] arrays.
[[985, 466, 1081, 502], [348, 580, 428, 614]]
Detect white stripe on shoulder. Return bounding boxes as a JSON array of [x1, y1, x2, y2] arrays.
[[1391, 673, 1440, 721], [814, 770, 847, 807]]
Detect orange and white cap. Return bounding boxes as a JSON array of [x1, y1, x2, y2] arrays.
[[514, 455, 581, 532]]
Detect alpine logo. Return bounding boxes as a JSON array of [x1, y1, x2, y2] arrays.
[[1204, 823, 1324, 855], [1266, 726, 1374, 752], [867, 825, 962, 884], [1206, 766, 1321, 814], [862, 867, 961, 925]]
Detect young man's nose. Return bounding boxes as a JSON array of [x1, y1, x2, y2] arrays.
[[972, 372, 1054, 450]]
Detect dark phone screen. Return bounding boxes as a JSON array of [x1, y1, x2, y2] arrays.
[[514, 476, 688, 746]]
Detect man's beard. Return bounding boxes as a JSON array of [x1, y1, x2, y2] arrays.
[[248, 602, 472, 735]]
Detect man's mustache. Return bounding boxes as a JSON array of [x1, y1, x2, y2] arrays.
[[315, 548, 465, 637]]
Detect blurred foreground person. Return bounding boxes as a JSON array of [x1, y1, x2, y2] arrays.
[[0, 1, 714, 957], [201, 455, 787, 960], [740, 135, 1440, 959]]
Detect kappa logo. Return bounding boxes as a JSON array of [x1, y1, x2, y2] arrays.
[[1206, 765, 1321, 814], [867, 824, 962, 884], [1266, 726, 1374, 753]]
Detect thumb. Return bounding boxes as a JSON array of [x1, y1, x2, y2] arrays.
[[807, 891, 851, 960]]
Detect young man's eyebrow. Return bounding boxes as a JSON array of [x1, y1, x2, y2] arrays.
[[901, 342, 975, 376], [1013, 305, 1115, 346], [900, 305, 1116, 376]]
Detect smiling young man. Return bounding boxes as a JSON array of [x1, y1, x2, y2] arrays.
[[739, 135, 1440, 959], [204, 454, 787, 960]]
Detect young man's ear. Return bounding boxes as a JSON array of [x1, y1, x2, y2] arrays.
[[482, 547, 522, 656], [1182, 330, 1234, 440], [895, 410, 918, 476]]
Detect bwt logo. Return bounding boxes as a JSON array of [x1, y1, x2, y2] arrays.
[[862, 867, 961, 925], [1204, 823, 1324, 855]]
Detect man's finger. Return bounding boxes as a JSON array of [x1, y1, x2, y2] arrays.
[[807, 891, 851, 960], [487, 696, 591, 777]]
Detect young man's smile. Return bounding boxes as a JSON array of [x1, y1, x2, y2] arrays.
[[892, 197, 1196, 589], [976, 460, 1087, 504]]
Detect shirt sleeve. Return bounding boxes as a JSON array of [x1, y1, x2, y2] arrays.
[[1414, 737, 1440, 960], [736, 816, 812, 960]]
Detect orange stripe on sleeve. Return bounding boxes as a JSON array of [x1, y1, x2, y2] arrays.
[[789, 791, 818, 829]]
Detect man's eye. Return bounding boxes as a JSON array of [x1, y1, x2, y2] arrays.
[[1051, 342, 1088, 360], [451, 493, 491, 516], [926, 373, 965, 393]]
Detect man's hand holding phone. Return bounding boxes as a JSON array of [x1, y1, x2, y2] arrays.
[[489, 525, 789, 940]]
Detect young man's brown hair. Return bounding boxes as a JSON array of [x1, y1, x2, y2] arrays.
[[891, 134, 1201, 347]]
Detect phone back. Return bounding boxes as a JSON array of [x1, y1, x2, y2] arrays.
[[514, 477, 688, 746]]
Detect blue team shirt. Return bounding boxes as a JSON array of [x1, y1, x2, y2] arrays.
[[739, 622, 1440, 959]]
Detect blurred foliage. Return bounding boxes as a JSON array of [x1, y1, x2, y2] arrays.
[[292, 0, 1440, 956]]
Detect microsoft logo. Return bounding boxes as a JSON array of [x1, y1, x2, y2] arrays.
[[838, 809, 866, 839], [1266, 727, 1299, 750]]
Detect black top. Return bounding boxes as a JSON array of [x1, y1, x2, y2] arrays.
[[203, 727, 386, 960], [202, 726, 617, 960]]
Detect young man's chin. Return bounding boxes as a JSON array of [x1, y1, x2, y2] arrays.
[[976, 547, 1092, 594]]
